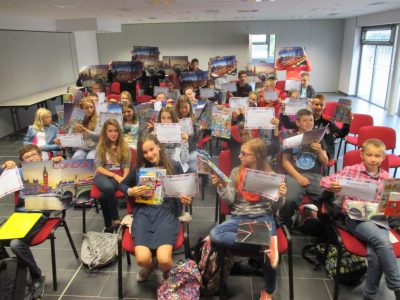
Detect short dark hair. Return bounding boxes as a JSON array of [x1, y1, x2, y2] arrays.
[[19, 144, 41, 161], [191, 58, 199, 64], [238, 70, 246, 78], [296, 109, 313, 120]]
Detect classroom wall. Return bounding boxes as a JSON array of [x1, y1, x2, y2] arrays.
[[74, 31, 99, 69], [0, 30, 78, 138], [97, 19, 344, 93]]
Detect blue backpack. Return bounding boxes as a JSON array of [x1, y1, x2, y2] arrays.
[[157, 259, 201, 300]]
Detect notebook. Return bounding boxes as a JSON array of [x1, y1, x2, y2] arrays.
[[235, 220, 272, 246], [0, 212, 43, 240]]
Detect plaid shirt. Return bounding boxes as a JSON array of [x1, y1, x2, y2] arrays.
[[320, 162, 390, 212]]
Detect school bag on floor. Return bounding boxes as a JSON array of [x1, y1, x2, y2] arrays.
[[157, 259, 201, 300], [193, 236, 234, 296], [0, 257, 33, 300], [80, 231, 117, 269]]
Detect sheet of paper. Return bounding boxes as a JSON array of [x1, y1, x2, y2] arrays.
[[98, 92, 106, 104], [229, 97, 249, 111], [244, 107, 275, 129], [222, 82, 237, 93], [99, 112, 123, 127], [180, 118, 194, 135], [283, 134, 303, 148], [154, 101, 163, 111], [200, 88, 215, 98], [242, 168, 284, 201], [301, 127, 326, 145], [154, 123, 182, 144], [0, 167, 23, 199], [284, 98, 308, 115], [285, 80, 301, 91], [338, 176, 378, 202], [58, 133, 84, 148], [263, 91, 278, 100], [161, 173, 199, 197], [153, 86, 169, 96], [96, 103, 108, 113]]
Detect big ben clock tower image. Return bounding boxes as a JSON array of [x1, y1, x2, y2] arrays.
[[42, 166, 49, 193]]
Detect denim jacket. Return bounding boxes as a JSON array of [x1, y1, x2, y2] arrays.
[[24, 124, 59, 152]]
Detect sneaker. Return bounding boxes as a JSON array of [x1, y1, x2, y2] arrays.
[[136, 259, 157, 282], [259, 288, 272, 300], [32, 275, 45, 299], [103, 226, 114, 233]]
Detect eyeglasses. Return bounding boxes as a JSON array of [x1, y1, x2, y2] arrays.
[[22, 152, 40, 161], [239, 151, 254, 158]]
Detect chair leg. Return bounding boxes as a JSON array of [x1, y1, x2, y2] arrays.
[[343, 141, 347, 155], [118, 237, 123, 299], [288, 238, 294, 300], [215, 194, 219, 224], [63, 220, 79, 258], [333, 245, 343, 300], [82, 204, 86, 234], [334, 161, 337, 173], [218, 248, 227, 300], [50, 236, 57, 291], [126, 251, 131, 265], [201, 175, 205, 201], [336, 139, 343, 161], [394, 167, 398, 178]]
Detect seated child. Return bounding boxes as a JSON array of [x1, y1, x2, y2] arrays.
[[165, 80, 181, 102], [120, 91, 133, 104], [280, 109, 329, 228], [299, 72, 315, 99], [210, 138, 287, 300], [24, 108, 59, 161], [320, 139, 400, 300], [122, 102, 139, 149]]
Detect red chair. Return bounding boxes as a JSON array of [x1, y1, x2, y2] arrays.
[[356, 126, 400, 177], [117, 202, 190, 299], [275, 80, 288, 99], [111, 82, 121, 94], [341, 113, 373, 156], [13, 192, 78, 291], [216, 150, 294, 299], [136, 95, 152, 104]]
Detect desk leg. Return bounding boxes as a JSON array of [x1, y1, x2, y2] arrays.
[[9, 107, 22, 136]]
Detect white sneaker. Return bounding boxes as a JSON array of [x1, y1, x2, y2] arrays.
[[136, 259, 157, 282]]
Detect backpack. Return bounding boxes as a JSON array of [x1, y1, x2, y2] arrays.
[[80, 231, 117, 269], [193, 236, 234, 296], [316, 243, 367, 286], [0, 258, 33, 300], [157, 259, 201, 300]]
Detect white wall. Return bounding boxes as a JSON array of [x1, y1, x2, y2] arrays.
[[97, 19, 344, 92], [74, 31, 99, 69]]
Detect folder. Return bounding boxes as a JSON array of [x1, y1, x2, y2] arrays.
[[235, 220, 272, 247], [0, 212, 43, 240]]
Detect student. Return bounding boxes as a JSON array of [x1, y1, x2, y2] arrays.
[[189, 58, 202, 72], [165, 80, 181, 102], [94, 119, 131, 232], [205, 78, 219, 103], [156, 106, 189, 172], [87, 92, 100, 105], [183, 86, 198, 104], [248, 91, 258, 107], [280, 94, 350, 160], [91, 82, 104, 94], [280, 109, 329, 229], [233, 70, 252, 97], [320, 139, 400, 300], [72, 98, 100, 159], [119, 134, 192, 280], [122, 102, 139, 149], [210, 138, 287, 300], [24, 108, 59, 160], [299, 72, 315, 99], [120, 91, 133, 104], [258, 79, 282, 116]]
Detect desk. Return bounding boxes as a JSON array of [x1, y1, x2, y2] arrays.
[[0, 84, 84, 135]]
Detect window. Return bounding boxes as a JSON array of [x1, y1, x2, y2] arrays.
[[249, 34, 276, 64], [361, 26, 395, 44]]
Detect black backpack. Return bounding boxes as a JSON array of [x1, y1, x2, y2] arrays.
[[0, 258, 33, 300]]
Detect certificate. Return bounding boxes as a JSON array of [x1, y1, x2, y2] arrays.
[[180, 118, 194, 136], [161, 173, 199, 197], [229, 97, 248, 111], [222, 82, 237, 93], [0, 167, 23, 199], [200, 88, 215, 99], [263, 91, 278, 101], [58, 133, 84, 148], [284, 98, 308, 115], [284, 80, 301, 91], [99, 112, 123, 127], [282, 127, 325, 148], [154, 101, 163, 111], [337, 176, 379, 202], [154, 123, 182, 144], [244, 107, 275, 129], [153, 86, 169, 96], [242, 169, 284, 201]]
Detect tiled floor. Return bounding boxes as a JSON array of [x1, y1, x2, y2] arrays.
[[0, 96, 399, 300]]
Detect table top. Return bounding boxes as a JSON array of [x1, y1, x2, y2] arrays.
[[0, 84, 84, 108]]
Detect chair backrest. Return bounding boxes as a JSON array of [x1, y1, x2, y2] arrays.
[[343, 149, 389, 171], [231, 125, 241, 143], [136, 95, 152, 104], [275, 80, 285, 92], [357, 126, 396, 150], [218, 150, 232, 217], [348, 113, 373, 135], [130, 148, 137, 170], [323, 102, 337, 119], [111, 82, 121, 94]]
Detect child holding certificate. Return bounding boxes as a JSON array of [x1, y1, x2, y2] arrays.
[[119, 134, 192, 281], [71, 98, 100, 159], [210, 138, 287, 300], [94, 119, 131, 232], [320, 139, 400, 300], [122, 102, 139, 149]]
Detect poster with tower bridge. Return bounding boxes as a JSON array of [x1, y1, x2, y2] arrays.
[[21, 159, 95, 206]]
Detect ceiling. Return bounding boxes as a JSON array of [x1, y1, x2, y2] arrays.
[[0, 0, 399, 24]]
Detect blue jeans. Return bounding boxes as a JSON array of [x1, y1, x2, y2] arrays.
[[72, 149, 96, 159], [94, 174, 120, 227], [210, 214, 277, 294], [347, 219, 400, 298]]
